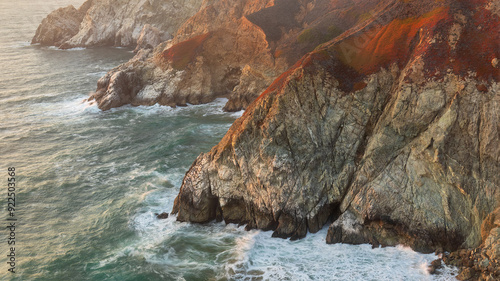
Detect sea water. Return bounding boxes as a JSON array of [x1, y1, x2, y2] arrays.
[[0, 0, 459, 280]]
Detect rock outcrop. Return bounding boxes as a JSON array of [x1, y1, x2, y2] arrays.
[[32, 0, 203, 49], [31, 2, 91, 47], [133, 24, 170, 52], [172, 0, 500, 263], [89, 0, 393, 111], [435, 208, 500, 280]]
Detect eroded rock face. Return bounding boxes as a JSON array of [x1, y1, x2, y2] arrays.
[[172, 0, 500, 253], [172, 56, 396, 239], [133, 24, 171, 52], [31, 4, 89, 46], [32, 0, 203, 49], [91, 0, 393, 111], [440, 208, 500, 279]]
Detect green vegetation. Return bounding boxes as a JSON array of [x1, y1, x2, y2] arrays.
[[327, 25, 343, 39], [298, 28, 316, 44], [298, 25, 344, 46]]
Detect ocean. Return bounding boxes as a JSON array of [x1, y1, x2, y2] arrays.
[[0, 0, 459, 280]]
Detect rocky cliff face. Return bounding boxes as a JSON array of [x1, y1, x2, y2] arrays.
[[172, 0, 500, 264], [88, 0, 394, 111], [32, 0, 203, 49], [30, 2, 91, 47]]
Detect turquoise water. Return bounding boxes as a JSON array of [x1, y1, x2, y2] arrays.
[[0, 1, 458, 280]]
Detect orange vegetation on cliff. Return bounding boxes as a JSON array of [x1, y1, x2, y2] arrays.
[[256, 0, 499, 103], [452, 3, 500, 81], [158, 32, 212, 70], [335, 7, 450, 75], [334, 1, 499, 82]]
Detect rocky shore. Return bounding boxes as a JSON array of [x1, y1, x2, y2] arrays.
[[171, 0, 500, 278], [427, 207, 500, 280], [34, 0, 500, 279]]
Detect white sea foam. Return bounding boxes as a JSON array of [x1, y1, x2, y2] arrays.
[[103, 98, 244, 120], [45, 46, 86, 51], [99, 158, 460, 281], [230, 109, 245, 118], [121, 179, 459, 281], [218, 228, 459, 280], [9, 41, 31, 48], [32, 95, 102, 122]]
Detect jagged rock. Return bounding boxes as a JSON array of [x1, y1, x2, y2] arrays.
[[31, 4, 88, 46], [223, 65, 274, 112], [90, 0, 393, 111], [428, 259, 443, 274], [88, 68, 143, 110], [33, 0, 203, 49], [172, 0, 500, 254], [155, 212, 169, 219], [457, 268, 475, 280], [443, 208, 500, 280]]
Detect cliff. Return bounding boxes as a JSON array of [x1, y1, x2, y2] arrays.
[[87, 0, 394, 111], [32, 0, 204, 49], [172, 1, 500, 278]]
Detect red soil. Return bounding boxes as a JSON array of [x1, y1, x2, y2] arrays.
[[335, 7, 450, 75], [159, 32, 212, 70]]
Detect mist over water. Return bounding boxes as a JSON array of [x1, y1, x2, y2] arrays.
[[0, 0, 458, 280]]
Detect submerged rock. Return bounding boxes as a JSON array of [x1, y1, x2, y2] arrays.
[[172, 0, 500, 255], [427, 259, 442, 274], [155, 212, 169, 219]]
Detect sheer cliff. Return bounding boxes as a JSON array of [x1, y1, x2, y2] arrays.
[[172, 0, 500, 272]]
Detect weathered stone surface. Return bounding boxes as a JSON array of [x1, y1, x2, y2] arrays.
[[134, 24, 171, 52], [445, 208, 500, 280], [90, 0, 393, 111], [33, 0, 203, 49], [31, 4, 88, 46], [173, 59, 396, 238], [172, 0, 500, 256], [457, 267, 475, 280], [88, 65, 144, 109]]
